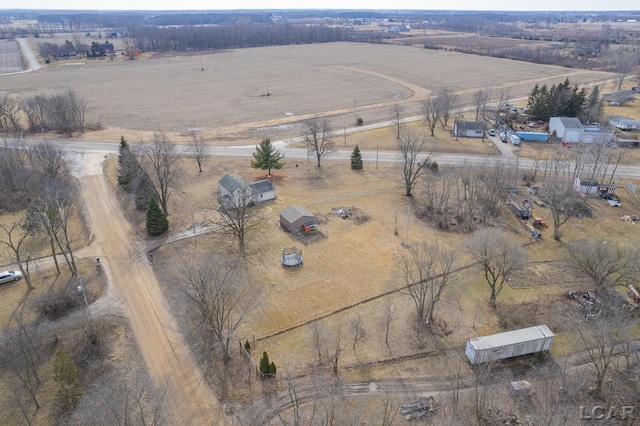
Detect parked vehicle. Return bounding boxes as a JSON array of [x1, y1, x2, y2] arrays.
[[0, 270, 23, 285], [465, 325, 555, 364], [488, 129, 496, 136], [608, 199, 621, 207], [500, 132, 507, 143]]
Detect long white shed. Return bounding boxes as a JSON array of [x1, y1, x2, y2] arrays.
[[465, 325, 554, 365]]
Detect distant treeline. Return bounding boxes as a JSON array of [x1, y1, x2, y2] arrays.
[[130, 24, 382, 52]]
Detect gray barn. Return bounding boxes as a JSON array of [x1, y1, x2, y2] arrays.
[[279, 205, 316, 233]]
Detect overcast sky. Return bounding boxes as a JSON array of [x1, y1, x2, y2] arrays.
[[5, 1, 638, 12]]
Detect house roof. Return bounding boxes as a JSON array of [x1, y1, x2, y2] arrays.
[[603, 90, 636, 103], [248, 179, 274, 195], [218, 174, 245, 194], [554, 117, 583, 129], [609, 115, 640, 125], [279, 205, 315, 223], [455, 121, 484, 131]]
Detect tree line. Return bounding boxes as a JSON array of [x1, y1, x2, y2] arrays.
[[526, 78, 603, 123], [130, 23, 380, 52], [0, 90, 93, 136]]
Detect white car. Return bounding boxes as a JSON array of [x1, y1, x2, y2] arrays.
[[0, 270, 23, 285], [488, 129, 496, 136], [608, 199, 621, 207]]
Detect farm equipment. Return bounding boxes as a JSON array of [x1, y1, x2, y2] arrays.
[[533, 218, 548, 229], [400, 396, 438, 421], [529, 226, 542, 241]]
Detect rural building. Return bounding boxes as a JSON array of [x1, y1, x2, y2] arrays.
[[98, 42, 115, 54], [465, 325, 554, 364], [574, 177, 599, 195], [515, 132, 548, 142], [218, 174, 275, 207], [279, 205, 316, 233], [453, 120, 484, 138], [549, 117, 584, 143], [583, 126, 614, 144], [602, 90, 636, 105], [609, 115, 640, 130]]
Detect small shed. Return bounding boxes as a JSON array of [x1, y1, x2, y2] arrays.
[[574, 177, 599, 195], [549, 117, 584, 143], [248, 179, 276, 203], [453, 120, 484, 138], [279, 205, 316, 233]]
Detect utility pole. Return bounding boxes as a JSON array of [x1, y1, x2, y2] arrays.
[[376, 142, 379, 169], [405, 204, 410, 246]]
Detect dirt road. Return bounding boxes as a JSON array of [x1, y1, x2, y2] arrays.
[[80, 162, 225, 425]]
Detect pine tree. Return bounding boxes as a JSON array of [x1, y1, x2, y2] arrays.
[[146, 197, 169, 236], [269, 361, 277, 375], [251, 138, 284, 176], [259, 351, 271, 375], [53, 349, 82, 412], [350, 145, 363, 170]]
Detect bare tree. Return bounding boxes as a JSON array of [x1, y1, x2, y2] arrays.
[[205, 187, 262, 255], [309, 321, 327, 364], [350, 313, 365, 359], [574, 299, 637, 397], [188, 131, 208, 173], [565, 239, 640, 290], [437, 87, 459, 129], [465, 228, 527, 308], [0, 218, 35, 290], [422, 96, 444, 136], [0, 94, 22, 131], [137, 132, 181, 215], [608, 47, 640, 89], [397, 128, 433, 197], [0, 317, 45, 414], [391, 105, 404, 141], [329, 323, 343, 375], [303, 118, 334, 167], [182, 254, 257, 362], [74, 367, 171, 425], [539, 178, 587, 240], [493, 88, 510, 125], [382, 299, 393, 349], [473, 88, 491, 122], [397, 239, 458, 332], [27, 139, 69, 179]]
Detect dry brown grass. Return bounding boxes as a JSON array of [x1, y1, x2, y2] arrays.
[[3, 41, 612, 145]]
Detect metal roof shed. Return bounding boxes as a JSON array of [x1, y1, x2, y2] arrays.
[[465, 325, 554, 365]]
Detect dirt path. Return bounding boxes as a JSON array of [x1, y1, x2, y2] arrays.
[[80, 166, 225, 424]]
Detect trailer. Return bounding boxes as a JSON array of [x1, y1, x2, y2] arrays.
[[509, 134, 521, 146], [465, 325, 554, 365], [516, 132, 548, 142]]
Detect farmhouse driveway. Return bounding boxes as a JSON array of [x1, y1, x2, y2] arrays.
[[79, 155, 226, 425]]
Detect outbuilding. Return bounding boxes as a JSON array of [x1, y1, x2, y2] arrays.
[[609, 115, 640, 131], [549, 117, 584, 143], [279, 205, 316, 233], [453, 120, 484, 138]]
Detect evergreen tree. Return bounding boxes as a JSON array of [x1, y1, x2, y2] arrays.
[[526, 79, 587, 121], [269, 361, 277, 375], [259, 351, 271, 375], [580, 85, 604, 124], [118, 136, 135, 188], [350, 145, 363, 170], [251, 138, 284, 175], [53, 349, 82, 412], [146, 196, 169, 236]]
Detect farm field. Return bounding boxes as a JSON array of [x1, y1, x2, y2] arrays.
[[2, 40, 613, 144], [0, 39, 24, 73], [2, 30, 640, 423]]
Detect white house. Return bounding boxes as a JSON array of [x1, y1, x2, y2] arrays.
[[609, 115, 640, 130], [218, 174, 275, 207], [549, 117, 584, 143], [453, 120, 484, 138]]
